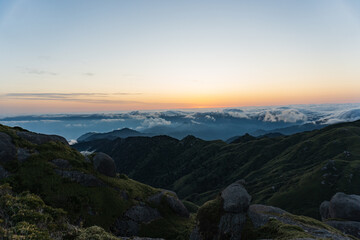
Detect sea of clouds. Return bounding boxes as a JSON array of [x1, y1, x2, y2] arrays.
[[1, 103, 360, 141]]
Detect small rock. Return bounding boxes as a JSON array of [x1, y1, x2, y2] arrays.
[[92, 152, 116, 177], [221, 180, 251, 213], [51, 158, 72, 169]]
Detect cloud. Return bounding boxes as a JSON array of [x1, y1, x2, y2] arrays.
[[114, 92, 143, 95], [320, 109, 360, 124], [99, 118, 125, 122], [22, 68, 57, 76], [205, 115, 216, 121], [68, 139, 78, 145], [1, 92, 144, 104], [39, 120, 61, 123], [258, 109, 308, 123], [80, 151, 95, 156], [139, 117, 171, 129], [83, 72, 95, 76], [65, 123, 87, 128], [0, 120, 36, 124], [191, 120, 202, 125], [184, 114, 196, 119], [224, 109, 250, 119]]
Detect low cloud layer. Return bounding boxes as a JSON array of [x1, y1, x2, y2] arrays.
[[1, 103, 360, 140]]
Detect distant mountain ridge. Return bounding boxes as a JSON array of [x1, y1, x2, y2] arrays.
[[77, 127, 154, 142], [251, 122, 325, 136]]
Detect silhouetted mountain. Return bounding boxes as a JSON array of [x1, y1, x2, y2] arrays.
[[226, 133, 257, 144], [77, 127, 153, 142], [251, 123, 325, 136]]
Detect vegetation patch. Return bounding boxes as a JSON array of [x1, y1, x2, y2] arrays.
[[196, 196, 224, 239]]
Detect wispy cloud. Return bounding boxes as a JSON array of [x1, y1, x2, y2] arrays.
[[22, 68, 57, 76], [83, 72, 95, 76], [114, 92, 143, 95], [1, 92, 144, 104]]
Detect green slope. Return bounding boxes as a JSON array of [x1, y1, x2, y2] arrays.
[[0, 124, 193, 239], [74, 120, 360, 219]]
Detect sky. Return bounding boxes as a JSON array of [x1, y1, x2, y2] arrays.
[[1, 0, 360, 115]]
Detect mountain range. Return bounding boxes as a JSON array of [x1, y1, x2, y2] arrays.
[[74, 120, 360, 220]]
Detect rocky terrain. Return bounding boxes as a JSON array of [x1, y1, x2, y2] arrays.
[[0, 124, 192, 239], [191, 180, 358, 240]]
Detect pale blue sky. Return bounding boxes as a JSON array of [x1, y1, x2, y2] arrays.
[[1, 0, 360, 114]]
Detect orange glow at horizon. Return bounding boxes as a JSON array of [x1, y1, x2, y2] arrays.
[[2, 89, 360, 115]]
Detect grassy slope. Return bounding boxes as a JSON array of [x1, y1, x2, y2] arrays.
[[74, 120, 360, 219], [0, 124, 193, 239]]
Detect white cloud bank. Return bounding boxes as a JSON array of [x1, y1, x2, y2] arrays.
[[139, 117, 171, 129]]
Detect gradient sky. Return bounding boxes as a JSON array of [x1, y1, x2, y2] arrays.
[[1, 0, 360, 115]]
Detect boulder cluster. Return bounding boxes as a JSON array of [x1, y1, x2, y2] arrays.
[[320, 192, 360, 238], [191, 180, 356, 240]]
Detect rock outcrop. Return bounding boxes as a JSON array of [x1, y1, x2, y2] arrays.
[[192, 180, 354, 240], [320, 192, 360, 238], [0, 165, 10, 179], [192, 180, 251, 240], [329, 192, 360, 221], [217, 180, 250, 239], [148, 189, 189, 218], [125, 205, 161, 223], [17, 148, 32, 162], [51, 158, 72, 169], [247, 204, 350, 240], [54, 169, 103, 187], [221, 180, 251, 213], [326, 220, 360, 239], [320, 200, 331, 221], [247, 204, 287, 228], [0, 132, 16, 163], [16, 131, 68, 145], [92, 152, 117, 177], [112, 205, 161, 237]]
